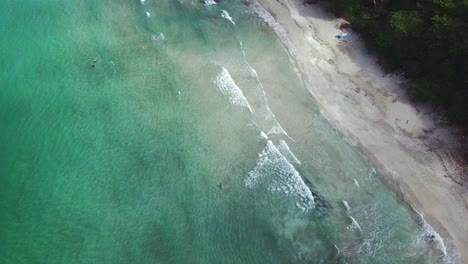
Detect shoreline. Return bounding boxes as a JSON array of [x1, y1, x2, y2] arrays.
[[253, 0, 467, 263]]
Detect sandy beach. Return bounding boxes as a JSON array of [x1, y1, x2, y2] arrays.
[[253, 0, 468, 262]]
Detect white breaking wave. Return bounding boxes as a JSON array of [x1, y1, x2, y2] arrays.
[[266, 122, 288, 136], [277, 140, 301, 165], [247, 64, 258, 78], [342, 200, 350, 213], [151, 33, 165, 41], [237, 38, 290, 146], [353, 178, 360, 188], [259, 131, 269, 140], [239, 41, 261, 81], [221, 10, 235, 25], [264, 104, 276, 121], [334, 244, 341, 256], [368, 167, 377, 179], [342, 200, 361, 233], [140, 0, 145, 5], [146, 11, 150, 17], [411, 206, 461, 263], [349, 216, 362, 232], [244, 140, 315, 212], [203, 0, 217, 5], [214, 67, 253, 112], [251, 1, 298, 59]]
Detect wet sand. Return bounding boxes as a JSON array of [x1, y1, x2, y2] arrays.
[[254, 0, 468, 262]]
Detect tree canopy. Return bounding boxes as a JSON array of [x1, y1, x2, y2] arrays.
[[313, 0, 468, 122]]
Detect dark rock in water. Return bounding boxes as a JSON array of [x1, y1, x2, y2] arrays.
[[302, 176, 332, 211]]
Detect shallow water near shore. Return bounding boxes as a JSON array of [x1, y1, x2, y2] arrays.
[[0, 0, 446, 263]]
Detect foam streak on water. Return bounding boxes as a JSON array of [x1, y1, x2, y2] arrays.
[[204, 0, 217, 5], [244, 140, 315, 212], [353, 178, 360, 188], [237, 40, 293, 142], [214, 67, 253, 112], [342, 200, 350, 213], [342, 200, 362, 233], [349, 216, 362, 232], [151, 33, 165, 41], [221, 10, 235, 25], [277, 140, 301, 165], [266, 122, 288, 136]]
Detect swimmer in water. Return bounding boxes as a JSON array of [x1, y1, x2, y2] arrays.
[[217, 183, 224, 190]]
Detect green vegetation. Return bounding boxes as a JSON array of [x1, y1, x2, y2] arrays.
[[311, 0, 468, 122]]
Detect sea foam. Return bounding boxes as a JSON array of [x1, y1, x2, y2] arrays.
[[244, 140, 315, 212], [214, 67, 252, 112], [342, 200, 361, 233], [151, 33, 165, 41], [412, 206, 461, 263], [251, 2, 298, 58], [349, 216, 362, 232], [277, 140, 301, 165], [353, 178, 360, 188], [221, 10, 235, 25], [342, 200, 351, 213], [203, 0, 217, 5], [266, 122, 288, 136]]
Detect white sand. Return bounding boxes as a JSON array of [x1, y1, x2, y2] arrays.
[[254, 0, 467, 262]]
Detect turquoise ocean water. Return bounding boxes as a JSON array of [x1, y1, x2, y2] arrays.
[[0, 0, 447, 263]]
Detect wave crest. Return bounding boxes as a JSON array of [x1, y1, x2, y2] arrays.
[[214, 67, 253, 112], [244, 141, 314, 212]]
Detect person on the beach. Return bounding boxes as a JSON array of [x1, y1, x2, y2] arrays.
[[335, 33, 349, 40]]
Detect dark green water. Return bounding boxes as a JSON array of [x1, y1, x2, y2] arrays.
[[0, 0, 447, 263]]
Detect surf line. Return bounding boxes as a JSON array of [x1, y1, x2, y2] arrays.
[[214, 66, 253, 113], [237, 40, 296, 142], [244, 140, 315, 213]]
